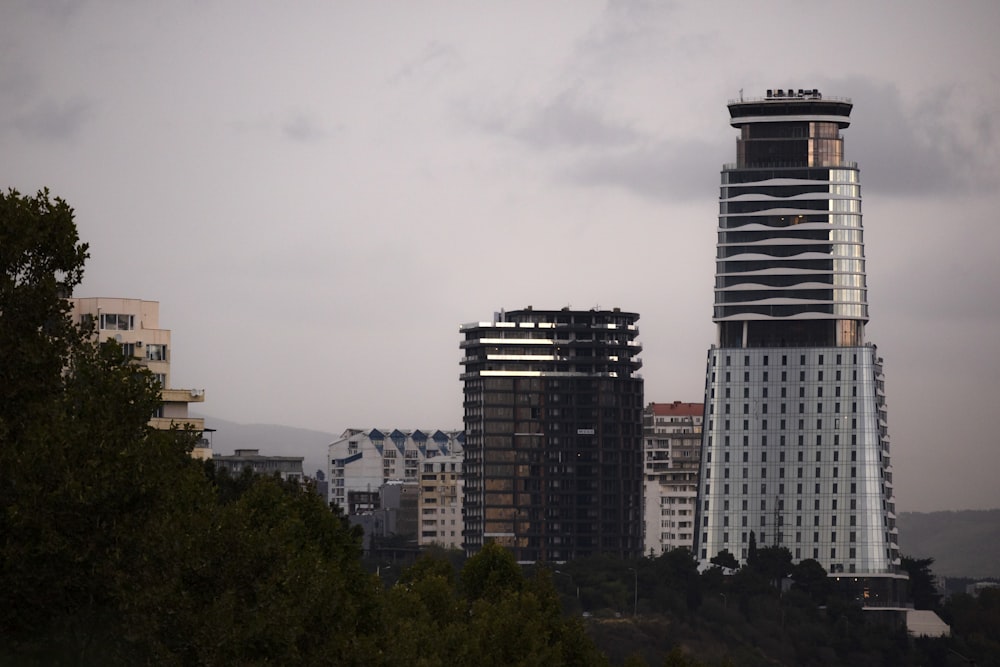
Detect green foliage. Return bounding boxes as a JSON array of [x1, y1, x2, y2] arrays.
[[901, 555, 942, 610], [0, 188, 614, 666], [380, 548, 608, 666], [662, 647, 710, 667], [749, 546, 793, 586], [790, 558, 832, 604], [0, 190, 382, 664], [936, 588, 1000, 664], [460, 541, 523, 601], [0, 188, 89, 446], [709, 549, 739, 570]]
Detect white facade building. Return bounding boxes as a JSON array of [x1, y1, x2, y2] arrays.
[[697, 89, 904, 606], [643, 402, 703, 555], [328, 428, 463, 512]]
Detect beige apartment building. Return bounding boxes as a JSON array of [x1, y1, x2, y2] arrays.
[[643, 401, 704, 555], [418, 454, 463, 550], [70, 298, 209, 458]]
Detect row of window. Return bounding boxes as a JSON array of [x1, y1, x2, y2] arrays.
[[706, 421, 870, 444], [704, 483, 866, 506], [117, 342, 167, 361], [709, 449, 859, 463], [715, 530, 863, 544], [712, 369, 860, 384], [717, 352, 859, 366]]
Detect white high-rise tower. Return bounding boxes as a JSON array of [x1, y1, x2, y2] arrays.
[[696, 89, 904, 604]]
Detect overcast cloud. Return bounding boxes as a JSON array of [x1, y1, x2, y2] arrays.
[[2, 0, 999, 512]]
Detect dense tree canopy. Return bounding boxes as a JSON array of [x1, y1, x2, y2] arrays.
[[0, 190, 383, 664], [0, 189, 608, 666]]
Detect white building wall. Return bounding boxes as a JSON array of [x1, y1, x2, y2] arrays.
[[328, 428, 463, 512]]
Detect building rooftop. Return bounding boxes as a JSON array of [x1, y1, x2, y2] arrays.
[[647, 401, 703, 418]]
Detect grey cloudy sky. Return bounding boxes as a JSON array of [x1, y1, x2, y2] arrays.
[[3, 1, 999, 512]]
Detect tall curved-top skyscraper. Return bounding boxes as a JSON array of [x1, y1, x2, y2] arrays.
[[696, 89, 904, 602]]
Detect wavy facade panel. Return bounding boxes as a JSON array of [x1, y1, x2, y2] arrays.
[[696, 90, 902, 601]]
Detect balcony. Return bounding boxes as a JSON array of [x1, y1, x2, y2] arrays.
[[149, 416, 205, 431], [162, 388, 206, 404]]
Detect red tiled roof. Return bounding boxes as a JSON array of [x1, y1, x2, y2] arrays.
[[648, 401, 703, 417]]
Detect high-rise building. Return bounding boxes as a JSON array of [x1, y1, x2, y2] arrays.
[[70, 298, 209, 457], [696, 89, 902, 601], [642, 401, 703, 555], [460, 307, 644, 563]]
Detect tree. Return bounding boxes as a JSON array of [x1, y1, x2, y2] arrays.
[[752, 545, 794, 586], [747, 531, 758, 566], [460, 541, 524, 602], [710, 549, 740, 570], [0, 188, 89, 434], [381, 546, 608, 666], [901, 555, 942, 610], [651, 548, 703, 612], [791, 558, 832, 604], [0, 334, 202, 659], [0, 190, 383, 664]]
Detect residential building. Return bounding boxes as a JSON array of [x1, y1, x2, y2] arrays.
[[460, 307, 644, 563], [418, 454, 463, 549], [70, 297, 208, 457], [327, 428, 464, 512], [380, 481, 420, 538], [347, 481, 421, 561], [642, 401, 703, 555], [696, 88, 904, 604], [211, 448, 304, 482]]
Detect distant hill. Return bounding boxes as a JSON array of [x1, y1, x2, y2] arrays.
[[897, 510, 1000, 578], [194, 415, 335, 478]]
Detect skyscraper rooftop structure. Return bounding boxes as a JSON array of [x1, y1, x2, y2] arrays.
[[696, 89, 903, 604], [460, 307, 644, 563]]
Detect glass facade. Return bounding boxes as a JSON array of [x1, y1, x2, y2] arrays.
[[698, 346, 897, 573], [697, 90, 900, 585], [461, 309, 644, 563]]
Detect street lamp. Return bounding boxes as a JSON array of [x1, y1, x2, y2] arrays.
[[553, 570, 579, 599]]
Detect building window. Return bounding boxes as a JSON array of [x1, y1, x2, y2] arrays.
[[146, 344, 168, 361], [99, 313, 135, 330]]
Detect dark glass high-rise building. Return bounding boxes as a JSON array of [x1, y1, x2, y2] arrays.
[[460, 307, 644, 563], [696, 89, 903, 601]]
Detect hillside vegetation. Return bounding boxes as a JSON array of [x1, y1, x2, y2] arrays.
[[898, 510, 1000, 578]]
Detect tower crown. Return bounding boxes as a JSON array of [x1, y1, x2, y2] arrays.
[[715, 90, 866, 348]]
